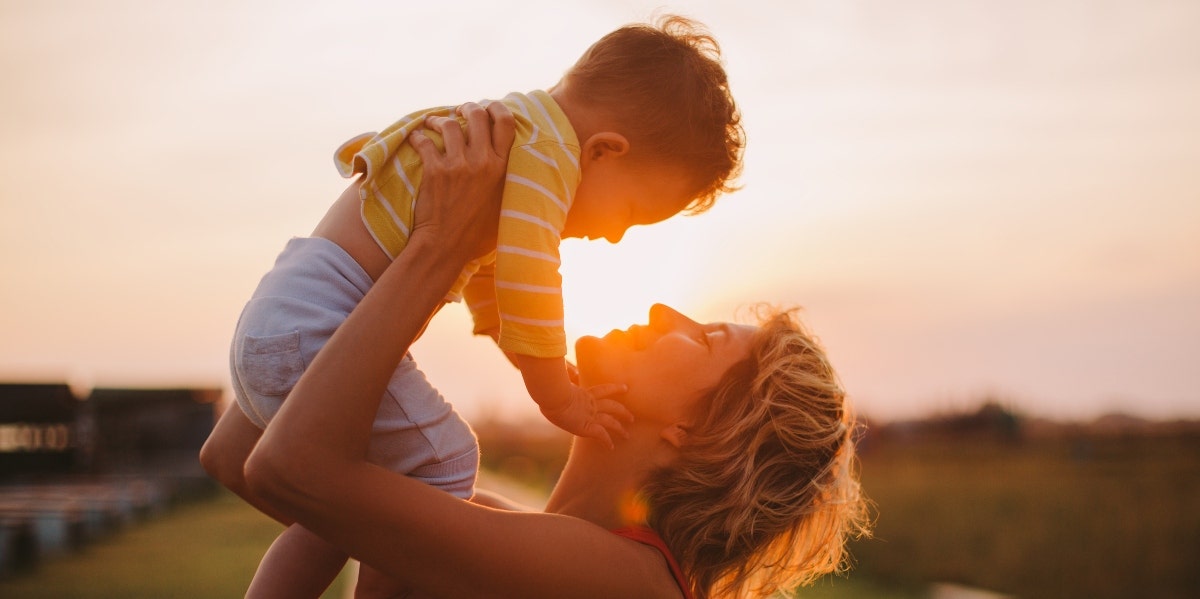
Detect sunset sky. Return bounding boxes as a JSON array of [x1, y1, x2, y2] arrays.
[[1, 0, 1196, 423]]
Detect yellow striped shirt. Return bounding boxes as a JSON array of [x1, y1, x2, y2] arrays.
[[334, 90, 580, 358]]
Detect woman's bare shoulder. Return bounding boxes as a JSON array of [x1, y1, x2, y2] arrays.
[[491, 510, 685, 599]]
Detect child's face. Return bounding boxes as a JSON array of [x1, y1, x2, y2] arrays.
[[562, 161, 693, 243]]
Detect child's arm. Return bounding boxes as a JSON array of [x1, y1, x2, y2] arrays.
[[479, 327, 579, 383], [478, 326, 520, 369], [514, 354, 633, 449]]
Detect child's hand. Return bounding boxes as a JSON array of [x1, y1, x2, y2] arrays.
[[539, 383, 632, 449]]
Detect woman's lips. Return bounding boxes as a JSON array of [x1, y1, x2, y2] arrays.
[[600, 325, 651, 351], [602, 328, 635, 349]]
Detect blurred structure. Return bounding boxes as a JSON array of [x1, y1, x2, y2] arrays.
[[0, 384, 88, 476], [86, 387, 219, 474], [0, 383, 219, 478], [0, 382, 220, 578]]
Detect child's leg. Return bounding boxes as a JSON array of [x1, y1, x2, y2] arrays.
[[245, 524, 349, 599], [354, 564, 415, 599], [340, 355, 478, 599]]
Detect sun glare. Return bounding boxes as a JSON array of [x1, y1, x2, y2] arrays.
[[558, 221, 710, 358]]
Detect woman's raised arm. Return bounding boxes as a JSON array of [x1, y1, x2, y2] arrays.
[[247, 101, 511, 475], [243, 103, 678, 598]]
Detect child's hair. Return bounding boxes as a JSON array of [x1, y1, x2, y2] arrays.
[[642, 306, 872, 598], [562, 14, 745, 213]]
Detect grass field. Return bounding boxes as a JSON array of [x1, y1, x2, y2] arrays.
[[478, 418, 1200, 598], [0, 489, 352, 599], [846, 431, 1200, 599], [2, 425, 1194, 598], [0, 484, 909, 598]]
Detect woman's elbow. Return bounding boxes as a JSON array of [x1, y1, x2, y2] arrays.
[[200, 434, 249, 495], [243, 442, 299, 509], [245, 440, 341, 525], [199, 405, 263, 493], [197, 436, 224, 480]]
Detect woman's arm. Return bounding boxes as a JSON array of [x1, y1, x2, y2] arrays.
[[246, 101, 509, 498], [244, 103, 678, 599], [198, 403, 290, 523], [469, 488, 533, 512]]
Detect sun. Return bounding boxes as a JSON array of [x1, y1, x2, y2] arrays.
[[558, 222, 705, 360]]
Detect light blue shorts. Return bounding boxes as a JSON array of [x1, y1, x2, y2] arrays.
[[229, 237, 477, 499]]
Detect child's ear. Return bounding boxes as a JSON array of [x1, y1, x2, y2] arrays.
[[582, 132, 629, 162]]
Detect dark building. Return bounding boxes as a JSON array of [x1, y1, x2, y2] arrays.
[[87, 387, 220, 472], [0, 383, 219, 478], [0, 385, 220, 574], [0, 383, 91, 477]]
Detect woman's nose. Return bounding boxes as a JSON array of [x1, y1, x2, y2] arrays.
[[649, 303, 693, 331]]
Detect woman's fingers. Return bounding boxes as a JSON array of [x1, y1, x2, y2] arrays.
[[458, 101, 516, 165], [421, 113, 465, 158], [408, 129, 437, 164], [407, 100, 514, 260], [485, 102, 516, 155], [457, 102, 489, 162]]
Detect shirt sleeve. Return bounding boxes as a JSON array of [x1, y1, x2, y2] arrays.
[[493, 141, 578, 358], [461, 260, 501, 335]]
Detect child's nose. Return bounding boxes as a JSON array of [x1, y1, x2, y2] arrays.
[[604, 224, 630, 244]]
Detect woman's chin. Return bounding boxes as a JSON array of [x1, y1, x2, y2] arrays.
[[574, 334, 612, 387]]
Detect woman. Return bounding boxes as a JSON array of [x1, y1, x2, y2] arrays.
[[243, 104, 870, 598]]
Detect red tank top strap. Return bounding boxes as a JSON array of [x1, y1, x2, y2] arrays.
[[611, 526, 695, 599]]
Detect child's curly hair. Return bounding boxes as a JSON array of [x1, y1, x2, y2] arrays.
[[642, 306, 872, 598], [563, 14, 745, 212]]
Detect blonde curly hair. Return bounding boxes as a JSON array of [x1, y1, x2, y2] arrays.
[[642, 306, 871, 598]]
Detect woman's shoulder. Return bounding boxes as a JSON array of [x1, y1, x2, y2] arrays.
[[611, 526, 694, 599]]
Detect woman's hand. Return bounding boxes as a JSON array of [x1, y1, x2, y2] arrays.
[[408, 101, 515, 263], [249, 101, 515, 510]]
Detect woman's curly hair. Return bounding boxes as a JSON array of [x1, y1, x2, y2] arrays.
[[642, 306, 872, 598]]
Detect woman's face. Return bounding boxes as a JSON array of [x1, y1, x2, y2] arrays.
[[575, 304, 757, 426]]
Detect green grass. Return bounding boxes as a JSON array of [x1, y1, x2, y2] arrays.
[[789, 577, 922, 598], [0, 483, 915, 599], [7, 432, 1193, 598], [0, 489, 352, 599], [847, 433, 1200, 599]]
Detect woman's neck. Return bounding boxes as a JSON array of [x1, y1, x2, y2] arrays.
[[544, 426, 671, 530]]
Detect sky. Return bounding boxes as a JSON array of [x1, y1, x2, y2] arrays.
[[1, 0, 1197, 423]]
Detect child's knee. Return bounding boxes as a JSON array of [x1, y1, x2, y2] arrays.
[[354, 564, 411, 599]]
